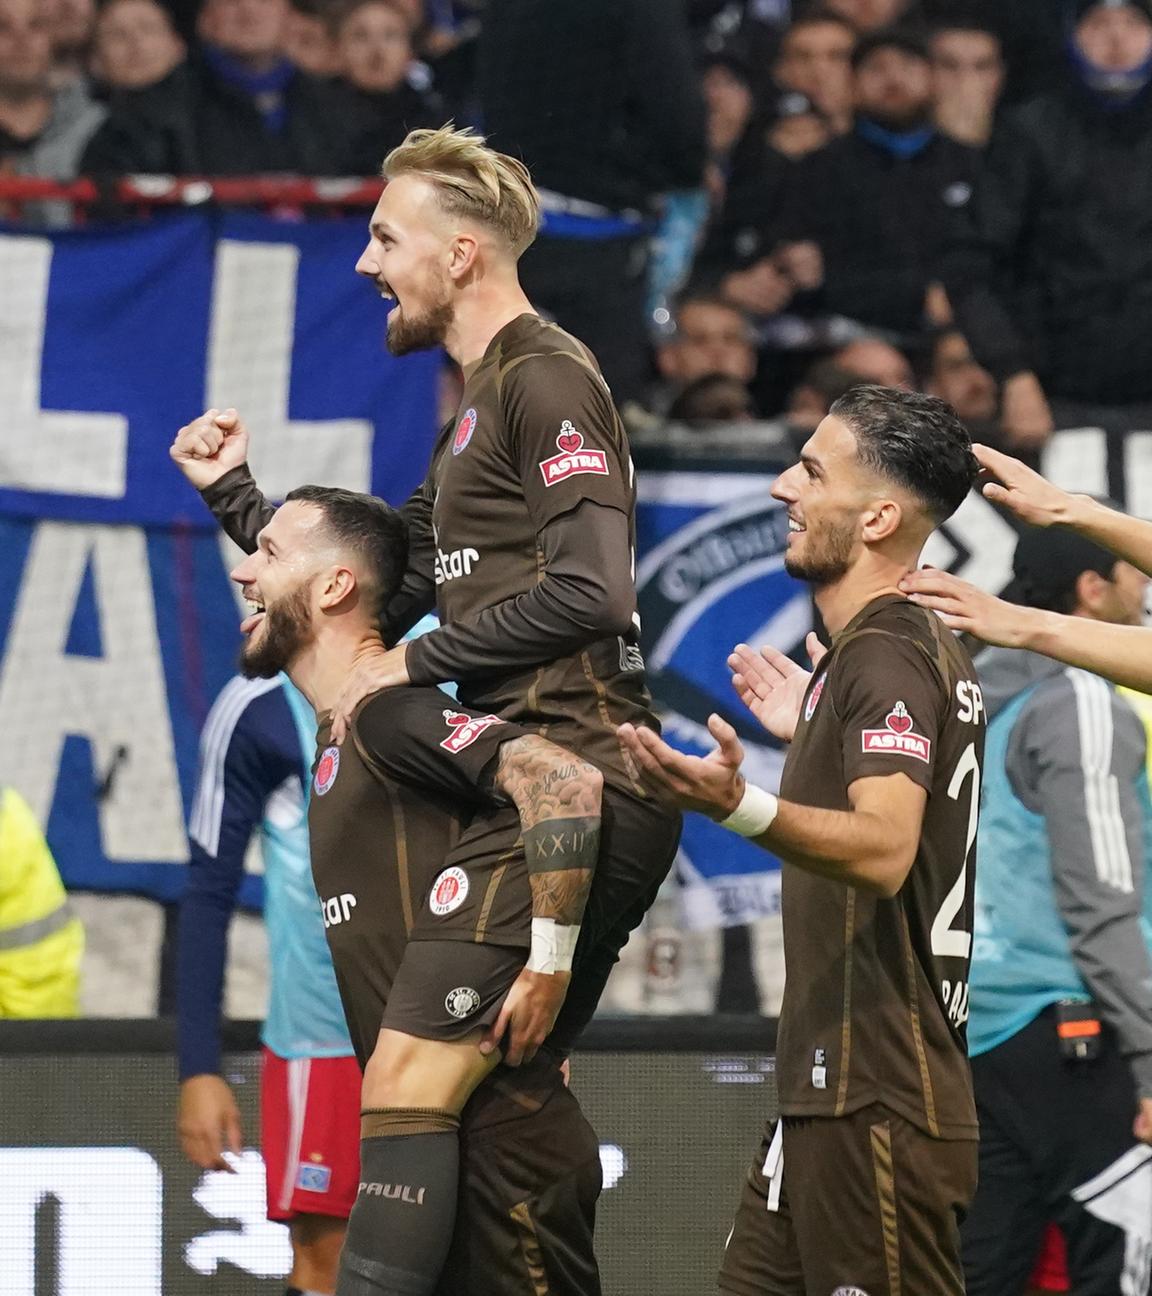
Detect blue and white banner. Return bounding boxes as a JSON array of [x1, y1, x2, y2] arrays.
[[0, 214, 439, 901], [636, 467, 809, 928]]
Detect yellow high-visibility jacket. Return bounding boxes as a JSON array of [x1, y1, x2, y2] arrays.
[[0, 787, 84, 1018]]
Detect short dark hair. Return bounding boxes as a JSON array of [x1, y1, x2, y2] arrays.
[[828, 384, 977, 524], [852, 27, 930, 70], [784, 9, 858, 43], [285, 485, 408, 621]]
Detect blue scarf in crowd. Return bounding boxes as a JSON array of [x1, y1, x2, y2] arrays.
[[855, 116, 936, 159], [202, 43, 296, 132]]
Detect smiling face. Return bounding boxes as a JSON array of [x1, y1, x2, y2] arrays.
[[355, 173, 459, 355], [771, 414, 877, 586], [229, 501, 330, 678]]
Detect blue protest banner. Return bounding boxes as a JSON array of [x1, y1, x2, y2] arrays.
[[0, 213, 440, 901]]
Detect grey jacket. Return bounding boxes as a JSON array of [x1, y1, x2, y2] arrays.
[[979, 645, 1152, 1096]]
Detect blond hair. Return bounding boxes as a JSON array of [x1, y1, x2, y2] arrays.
[[382, 123, 541, 257]]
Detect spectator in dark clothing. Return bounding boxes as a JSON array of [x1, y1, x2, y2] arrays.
[[283, 0, 339, 78], [91, 0, 186, 95], [785, 358, 863, 434], [701, 48, 756, 212], [771, 28, 981, 341], [0, 0, 105, 188], [82, 0, 346, 175], [479, 0, 707, 406], [942, 0, 1152, 450], [667, 372, 758, 425], [773, 11, 857, 136], [329, 0, 441, 175], [926, 327, 1002, 443], [930, 19, 1004, 147], [655, 294, 758, 396]]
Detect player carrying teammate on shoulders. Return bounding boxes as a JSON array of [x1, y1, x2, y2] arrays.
[[218, 484, 607, 1294], [173, 123, 682, 1294], [620, 386, 983, 1295], [172, 124, 679, 1062]]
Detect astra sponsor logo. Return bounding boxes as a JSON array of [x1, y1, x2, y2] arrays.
[[861, 702, 931, 763], [440, 709, 505, 753], [359, 1181, 427, 1204], [434, 545, 479, 584], [538, 421, 609, 487]]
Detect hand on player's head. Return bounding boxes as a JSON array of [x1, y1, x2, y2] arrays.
[[170, 407, 250, 490], [972, 443, 1075, 529]]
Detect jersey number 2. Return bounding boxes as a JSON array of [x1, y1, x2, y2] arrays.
[[932, 742, 979, 959]]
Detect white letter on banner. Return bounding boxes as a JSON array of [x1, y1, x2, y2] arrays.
[[0, 523, 187, 861], [0, 236, 128, 497], [206, 241, 372, 497], [0, 1147, 162, 1295]]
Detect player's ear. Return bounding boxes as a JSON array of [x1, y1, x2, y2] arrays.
[[318, 564, 357, 611], [861, 496, 902, 545], [447, 232, 480, 281]]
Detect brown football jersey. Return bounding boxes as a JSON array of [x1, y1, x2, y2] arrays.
[[424, 313, 659, 799], [775, 596, 985, 1140], [306, 686, 527, 1065]]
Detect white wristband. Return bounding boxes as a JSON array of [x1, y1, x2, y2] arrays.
[[719, 784, 779, 838], [526, 917, 580, 974]]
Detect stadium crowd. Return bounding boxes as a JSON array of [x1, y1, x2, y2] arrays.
[[7, 0, 1152, 442]]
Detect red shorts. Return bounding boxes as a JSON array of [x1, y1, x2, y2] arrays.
[[1029, 1223, 1070, 1292], [260, 1047, 361, 1222]]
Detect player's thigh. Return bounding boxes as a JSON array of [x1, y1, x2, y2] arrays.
[[789, 1107, 976, 1296], [718, 1119, 805, 1296], [382, 939, 525, 1044], [441, 1077, 603, 1296], [261, 1049, 361, 1223]]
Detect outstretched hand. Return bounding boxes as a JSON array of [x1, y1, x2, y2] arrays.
[[170, 408, 250, 491], [729, 632, 827, 742], [618, 714, 745, 819]]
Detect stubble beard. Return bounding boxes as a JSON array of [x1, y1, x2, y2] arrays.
[[240, 584, 314, 679], [783, 519, 856, 588]]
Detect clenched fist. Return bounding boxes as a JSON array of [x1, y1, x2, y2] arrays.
[[170, 407, 250, 491]]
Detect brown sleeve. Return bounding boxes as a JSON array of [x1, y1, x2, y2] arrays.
[[833, 630, 945, 794], [405, 499, 636, 686], [505, 352, 634, 530], [199, 465, 274, 554]]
